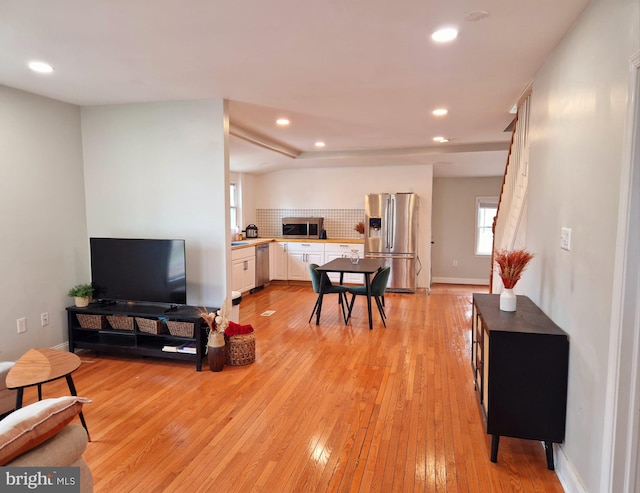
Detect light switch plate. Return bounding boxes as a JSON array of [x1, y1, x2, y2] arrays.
[[560, 227, 571, 251]]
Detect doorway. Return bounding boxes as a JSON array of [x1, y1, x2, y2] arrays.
[[603, 51, 640, 493]]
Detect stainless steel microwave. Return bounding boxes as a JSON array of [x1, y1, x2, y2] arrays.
[[282, 217, 324, 239]]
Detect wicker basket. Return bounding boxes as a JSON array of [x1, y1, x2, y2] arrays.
[[107, 315, 134, 331], [76, 314, 106, 330], [167, 321, 194, 338], [225, 332, 256, 366], [135, 317, 166, 335]]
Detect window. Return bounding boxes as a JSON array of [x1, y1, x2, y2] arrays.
[[476, 197, 498, 255], [230, 183, 238, 229]]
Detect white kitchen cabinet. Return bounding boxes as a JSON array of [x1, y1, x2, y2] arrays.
[[270, 242, 288, 280], [287, 242, 324, 281], [324, 243, 365, 284], [232, 246, 256, 293]]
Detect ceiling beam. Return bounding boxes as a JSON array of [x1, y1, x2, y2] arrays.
[[230, 123, 301, 159], [296, 141, 511, 160], [230, 122, 510, 162]]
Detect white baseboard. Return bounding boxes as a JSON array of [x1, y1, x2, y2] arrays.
[[553, 443, 586, 493], [52, 342, 70, 352], [431, 277, 489, 286]]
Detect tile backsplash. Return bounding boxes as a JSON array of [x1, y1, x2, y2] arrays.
[[255, 209, 365, 239]]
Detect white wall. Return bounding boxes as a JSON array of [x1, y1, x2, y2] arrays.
[[518, 0, 639, 491], [254, 165, 433, 288], [81, 100, 230, 306], [242, 172, 257, 230], [233, 171, 257, 232], [0, 85, 87, 361], [432, 177, 502, 284], [255, 166, 432, 209]]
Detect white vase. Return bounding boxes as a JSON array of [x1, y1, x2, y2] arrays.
[[499, 288, 517, 312]]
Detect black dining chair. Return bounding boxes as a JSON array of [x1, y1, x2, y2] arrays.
[[308, 263, 350, 324], [346, 266, 391, 327]]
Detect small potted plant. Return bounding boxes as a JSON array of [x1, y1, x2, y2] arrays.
[[67, 283, 93, 308]]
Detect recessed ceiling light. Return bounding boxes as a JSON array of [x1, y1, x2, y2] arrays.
[[28, 61, 54, 73], [433, 136, 450, 143], [314, 141, 326, 148], [276, 118, 290, 126], [431, 27, 458, 43], [432, 108, 448, 116]]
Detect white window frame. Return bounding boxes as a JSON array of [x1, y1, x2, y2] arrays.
[[475, 196, 498, 256], [230, 182, 238, 230]]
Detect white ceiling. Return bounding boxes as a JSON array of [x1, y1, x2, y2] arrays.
[[0, 0, 588, 177]]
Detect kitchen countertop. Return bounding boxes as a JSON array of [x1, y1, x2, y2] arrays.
[[230, 238, 273, 250], [231, 237, 364, 250]]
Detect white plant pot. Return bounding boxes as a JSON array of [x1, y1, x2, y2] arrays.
[[499, 289, 517, 312]]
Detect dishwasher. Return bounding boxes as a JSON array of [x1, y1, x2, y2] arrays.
[[253, 243, 269, 292]]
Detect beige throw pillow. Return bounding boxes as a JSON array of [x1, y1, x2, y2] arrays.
[[0, 396, 90, 465]]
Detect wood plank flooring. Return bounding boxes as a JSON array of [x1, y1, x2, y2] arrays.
[[31, 283, 565, 492]]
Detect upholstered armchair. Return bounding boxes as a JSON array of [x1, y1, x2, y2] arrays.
[[0, 362, 16, 418], [0, 396, 93, 492]]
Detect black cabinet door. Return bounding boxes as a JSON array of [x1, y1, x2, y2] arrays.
[[487, 331, 569, 442]]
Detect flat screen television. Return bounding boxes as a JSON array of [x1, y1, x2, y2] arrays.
[[90, 237, 187, 306]]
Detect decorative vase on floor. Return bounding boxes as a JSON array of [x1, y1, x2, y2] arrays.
[[207, 332, 226, 372], [500, 288, 517, 312]]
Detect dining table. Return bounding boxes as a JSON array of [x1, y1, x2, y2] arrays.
[[315, 257, 385, 330]]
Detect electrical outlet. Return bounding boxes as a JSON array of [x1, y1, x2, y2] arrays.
[[452, 260, 458, 267], [17, 317, 26, 334], [560, 227, 572, 251], [41, 312, 49, 326]]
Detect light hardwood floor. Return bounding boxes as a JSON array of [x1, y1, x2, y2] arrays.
[[33, 283, 565, 492]]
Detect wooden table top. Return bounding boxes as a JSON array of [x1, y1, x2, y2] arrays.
[[472, 293, 567, 336], [6, 348, 81, 389], [316, 257, 384, 275]]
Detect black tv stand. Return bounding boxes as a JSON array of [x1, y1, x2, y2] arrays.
[[66, 303, 211, 371]]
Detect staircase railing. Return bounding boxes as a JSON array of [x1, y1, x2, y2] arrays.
[[490, 92, 531, 293]]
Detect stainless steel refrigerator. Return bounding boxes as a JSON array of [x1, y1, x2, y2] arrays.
[[365, 193, 419, 292]]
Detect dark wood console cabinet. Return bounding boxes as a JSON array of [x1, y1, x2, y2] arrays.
[[67, 303, 209, 371], [471, 293, 569, 470]]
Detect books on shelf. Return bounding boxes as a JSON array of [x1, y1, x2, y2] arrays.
[[162, 342, 197, 354], [177, 342, 197, 354]]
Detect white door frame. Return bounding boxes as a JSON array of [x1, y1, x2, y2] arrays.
[[601, 51, 640, 493]]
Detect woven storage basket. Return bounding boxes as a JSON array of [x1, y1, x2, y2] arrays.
[[167, 321, 194, 338], [225, 332, 256, 366], [135, 317, 166, 335], [107, 315, 134, 331], [76, 314, 106, 330]]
